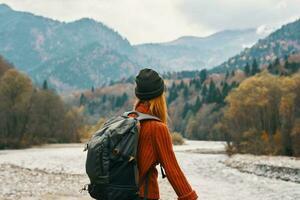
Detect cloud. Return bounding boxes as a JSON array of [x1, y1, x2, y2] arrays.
[[178, 0, 300, 32], [0, 0, 299, 44], [0, 0, 210, 44]]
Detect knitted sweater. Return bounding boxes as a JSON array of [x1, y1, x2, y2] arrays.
[[132, 103, 198, 200]]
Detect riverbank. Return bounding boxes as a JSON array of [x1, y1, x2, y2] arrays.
[[224, 154, 300, 183], [1, 141, 300, 200]]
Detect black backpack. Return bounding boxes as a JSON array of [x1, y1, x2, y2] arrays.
[[83, 111, 162, 200]]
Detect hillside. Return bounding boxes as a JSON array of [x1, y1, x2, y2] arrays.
[[212, 19, 300, 73], [0, 4, 266, 91], [0, 4, 139, 90], [71, 52, 300, 143], [135, 29, 264, 71]]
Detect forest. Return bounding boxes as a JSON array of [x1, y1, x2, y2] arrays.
[[75, 54, 300, 156], [1, 50, 300, 156], [0, 56, 83, 149]]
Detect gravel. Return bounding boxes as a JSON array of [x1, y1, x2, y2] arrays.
[[1, 141, 300, 200]]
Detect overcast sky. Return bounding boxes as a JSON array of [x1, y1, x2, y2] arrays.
[[0, 0, 300, 44]]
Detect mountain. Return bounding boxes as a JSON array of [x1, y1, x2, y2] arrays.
[[0, 4, 139, 91], [0, 4, 265, 91], [212, 19, 300, 73], [135, 29, 264, 71]]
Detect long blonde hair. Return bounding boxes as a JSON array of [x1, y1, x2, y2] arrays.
[[134, 92, 168, 124]]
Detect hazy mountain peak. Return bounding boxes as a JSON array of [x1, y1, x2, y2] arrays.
[[72, 17, 98, 25], [0, 4, 12, 12]]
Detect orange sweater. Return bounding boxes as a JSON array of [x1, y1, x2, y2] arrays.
[[132, 103, 198, 200]]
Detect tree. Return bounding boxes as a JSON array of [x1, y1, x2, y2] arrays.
[[167, 85, 178, 104], [0, 69, 33, 147], [193, 96, 202, 113], [182, 103, 190, 118], [42, 80, 48, 90], [201, 84, 208, 97], [222, 82, 230, 98], [251, 59, 260, 75], [225, 70, 229, 80], [183, 85, 189, 100], [222, 71, 300, 156], [179, 80, 185, 89], [207, 80, 217, 103], [244, 62, 250, 76], [79, 93, 87, 106], [27, 90, 82, 144], [199, 69, 207, 83], [231, 70, 235, 77]]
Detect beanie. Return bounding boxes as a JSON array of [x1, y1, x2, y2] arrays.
[[135, 68, 165, 100]]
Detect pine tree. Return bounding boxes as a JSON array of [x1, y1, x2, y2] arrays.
[[200, 69, 207, 83], [222, 82, 230, 98], [182, 103, 190, 118], [244, 62, 250, 76], [207, 80, 217, 103], [102, 94, 107, 103], [215, 88, 223, 104], [251, 59, 260, 75], [231, 70, 235, 77], [193, 96, 202, 113], [201, 84, 208, 97], [79, 93, 87, 106], [225, 70, 229, 80], [183, 85, 189, 99], [196, 79, 202, 89], [267, 63, 273, 73], [167, 86, 178, 104], [179, 80, 185, 89], [42, 80, 48, 90]]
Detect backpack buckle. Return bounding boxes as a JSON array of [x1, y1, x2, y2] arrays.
[[112, 148, 120, 155], [128, 156, 135, 162]]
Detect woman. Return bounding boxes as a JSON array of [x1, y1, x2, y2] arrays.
[[132, 68, 198, 200]]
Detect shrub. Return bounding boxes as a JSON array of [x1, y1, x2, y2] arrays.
[[171, 132, 185, 145]]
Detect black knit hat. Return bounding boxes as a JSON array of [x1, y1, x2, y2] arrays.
[[135, 68, 165, 100]]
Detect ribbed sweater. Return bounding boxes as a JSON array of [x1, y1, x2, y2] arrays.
[[131, 103, 198, 200]]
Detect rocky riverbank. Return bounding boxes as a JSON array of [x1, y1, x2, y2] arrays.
[[224, 154, 300, 183], [1, 141, 300, 200]]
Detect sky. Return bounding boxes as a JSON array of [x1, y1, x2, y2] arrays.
[[0, 0, 300, 44]]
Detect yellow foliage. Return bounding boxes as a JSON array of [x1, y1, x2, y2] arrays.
[[79, 118, 106, 142], [261, 131, 269, 143], [171, 132, 185, 145], [273, 130, 282, 146], [223, 71, 300, 156]]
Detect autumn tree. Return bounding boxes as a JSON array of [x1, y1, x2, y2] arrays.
[[223, 71, 300, 156], [0, 69, 33, 147]]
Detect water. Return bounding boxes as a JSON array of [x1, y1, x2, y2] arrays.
[[0, 141, 299, 200]]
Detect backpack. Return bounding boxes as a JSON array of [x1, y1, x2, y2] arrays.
[[83, 111, 162, 200]]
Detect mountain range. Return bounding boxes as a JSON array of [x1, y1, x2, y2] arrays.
[[135, 29, 263, 72], [212, 19, 300, 73], [0, 4, 291, 91]]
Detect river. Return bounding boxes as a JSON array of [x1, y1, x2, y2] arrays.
[[0, 141, 299, 200]]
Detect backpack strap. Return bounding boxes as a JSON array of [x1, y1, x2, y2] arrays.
[[123, 110, 160, 199], [123, 111, 161, 122]]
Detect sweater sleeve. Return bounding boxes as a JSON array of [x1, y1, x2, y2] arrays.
[[152, 122, 198, 200]]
